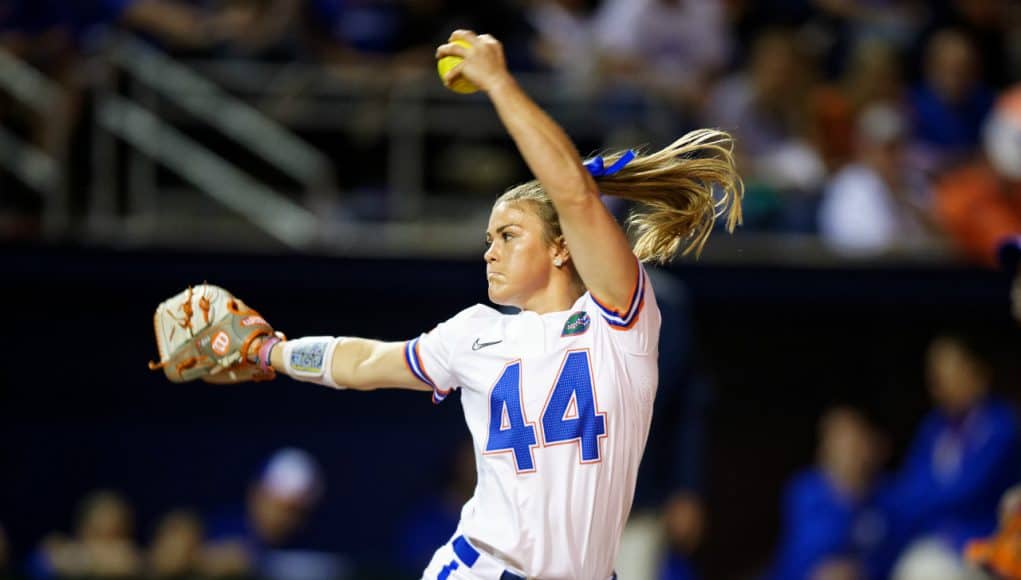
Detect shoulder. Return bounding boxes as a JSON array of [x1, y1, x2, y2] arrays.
[[585, 262, 657, 332], [982, 398, 1020, 428], [421, 304, 505, 348], [433, 303, 502, 330]]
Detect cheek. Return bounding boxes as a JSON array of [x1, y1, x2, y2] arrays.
[[508, 243, 546, 279]]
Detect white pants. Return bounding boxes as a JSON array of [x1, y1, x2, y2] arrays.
[[421, 532, 527, 580], [421, 530, 619, 580]]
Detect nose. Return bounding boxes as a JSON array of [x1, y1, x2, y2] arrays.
[[484, 242, 498, 263]]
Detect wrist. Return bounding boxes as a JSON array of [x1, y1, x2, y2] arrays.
[[485, 72, 517, 95], [247, 337, 264, 363], [256, 336, 283, 372]]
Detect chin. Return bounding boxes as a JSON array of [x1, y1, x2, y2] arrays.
[[487, 285, 515, 308], [488, 289, 507, 306]]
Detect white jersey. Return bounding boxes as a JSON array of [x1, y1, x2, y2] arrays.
[[406, 264, 660, 579]]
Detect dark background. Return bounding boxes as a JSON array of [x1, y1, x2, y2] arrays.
[[3, 243, 1018, 578]]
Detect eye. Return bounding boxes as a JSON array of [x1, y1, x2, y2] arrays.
[[502, 232, 513, 241]]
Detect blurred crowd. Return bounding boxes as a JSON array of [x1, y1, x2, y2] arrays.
[[766, 334, 1021, 580], [1, 0, 1021, 266], [8, 448, 348, 580]]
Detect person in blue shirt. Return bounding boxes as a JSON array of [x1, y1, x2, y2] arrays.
[[203, 448, 346, 580], [909, 29, 995, 167], [890, 333, 1021, 580], [768, 406, 894, 580]]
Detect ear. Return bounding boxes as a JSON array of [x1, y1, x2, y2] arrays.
[[551, 235, 570, 267]]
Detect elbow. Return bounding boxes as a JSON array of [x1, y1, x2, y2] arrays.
[[334, 365, 374, 390], [546, 175, 600, 208]]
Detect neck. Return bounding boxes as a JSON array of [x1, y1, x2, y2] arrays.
[[520, 273, 586, 314], [823, 462, 868, 500]]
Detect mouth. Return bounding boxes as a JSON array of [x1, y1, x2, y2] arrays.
[[486, 272, 502, 282]]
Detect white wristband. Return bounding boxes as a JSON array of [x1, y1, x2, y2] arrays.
[[281, 336, 345, 389]]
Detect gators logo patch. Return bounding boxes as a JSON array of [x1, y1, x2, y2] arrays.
[[561, 311, 591, 337]]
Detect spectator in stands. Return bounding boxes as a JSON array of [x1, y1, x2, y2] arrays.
[[924, 0, 1021, 89], [909, 29, 995, 171], [811, 0, 927, 69], [658, 489, 705, 580], [704, 28, 826, 231], [147, 509, 204, 578], [935, 84, 1021, 267], [204, 0, 305, 59], [767, 406, 892, 580], [1002, 485, 1021, 520], [890, 334, 1021, 580], [311, 0, 535, 71], [593, 0, 730, 116], [208, 0, 435, 65], [527, 0, 600, 93], [204, 447, 343, 580], [818, 102, 934, 256], [30, 490, 143, 578], [811, 39, 907, 171], [964, 483, 1021, 578]]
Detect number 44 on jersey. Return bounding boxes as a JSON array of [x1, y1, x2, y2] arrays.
[[485, 350, 607, 472]]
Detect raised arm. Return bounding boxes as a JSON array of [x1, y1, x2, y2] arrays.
[[437, 30, 639, 312]]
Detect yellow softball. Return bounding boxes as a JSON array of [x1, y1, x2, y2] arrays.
[[437, 39, 479, 94]]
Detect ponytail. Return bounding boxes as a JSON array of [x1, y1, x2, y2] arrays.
[[499, 128, 743, 263], [597, 129, 743, 262]]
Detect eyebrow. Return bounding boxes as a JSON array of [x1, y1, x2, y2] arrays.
[[485, 223, 519, 238]]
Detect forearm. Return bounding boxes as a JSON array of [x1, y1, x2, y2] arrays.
[[265, 336, 426, 392], [487, 77, 598, 203]]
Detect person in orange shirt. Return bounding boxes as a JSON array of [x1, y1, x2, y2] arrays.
[[935, 84, 1021, 268], [965, 485, 1021, 579]]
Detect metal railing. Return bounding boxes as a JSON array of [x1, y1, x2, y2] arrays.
[[0, 37, 955, 265], [0, 47, 68, 235], [67, 36, 680, 255]]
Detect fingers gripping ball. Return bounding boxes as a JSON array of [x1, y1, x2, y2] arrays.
[[147, 284, 277, 384], [437, 39, 478, 94]]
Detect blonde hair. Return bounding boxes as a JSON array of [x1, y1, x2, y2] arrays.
[[498, 129, 743, 263]]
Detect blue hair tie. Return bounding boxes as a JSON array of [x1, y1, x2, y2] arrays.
[[584, 150, 636, 178]]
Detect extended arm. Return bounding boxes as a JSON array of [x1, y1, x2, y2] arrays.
[[263, 337, 432, 392]]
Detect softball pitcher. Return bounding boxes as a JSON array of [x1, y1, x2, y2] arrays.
[[149, 30, 743, 579]]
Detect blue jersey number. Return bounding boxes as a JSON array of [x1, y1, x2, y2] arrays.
[[486, 362, 538, 472], [542, 351, 606, 462], [485, 351, 605, 472]]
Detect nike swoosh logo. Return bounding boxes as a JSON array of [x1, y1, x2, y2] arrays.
[[472, 338, 503, 351]]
